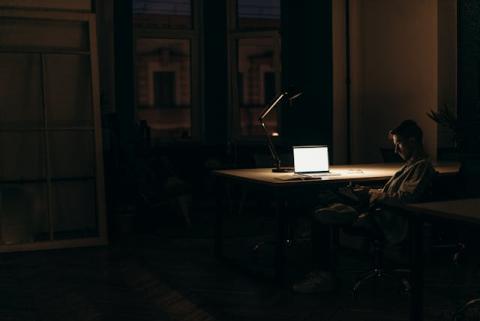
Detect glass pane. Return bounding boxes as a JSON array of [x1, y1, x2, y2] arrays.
[[0, 183, 49, 245], [237, 38, 278, 136], [44, 54, 93, 128], [49, 131, 95, 178], [0, 0, 91, 11], [0, 54, 43, 128], [136, 38, 192, 140], [133, 0, 192, 29], [0, 132, 45, 181], [0, 18, 89, 51], [237, 0, 280, 29], [52, 180, 97, 240]]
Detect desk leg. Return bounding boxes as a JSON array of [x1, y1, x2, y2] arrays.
[[274, 195, 287, 284], [214, 181, 224, 259], [410, 216, 424, 321]]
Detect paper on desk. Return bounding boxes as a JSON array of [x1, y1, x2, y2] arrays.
[[274, 175, 322, 181]]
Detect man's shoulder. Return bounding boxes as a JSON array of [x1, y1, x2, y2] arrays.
[[410, 156, 433, 167], [409, 157, 435, 176], [397, 157, 434, 176]]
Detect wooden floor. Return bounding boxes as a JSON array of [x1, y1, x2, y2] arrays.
[[1, 204, 480, 321]]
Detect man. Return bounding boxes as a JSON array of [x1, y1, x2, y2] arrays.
[[293, 119, 435, 293]]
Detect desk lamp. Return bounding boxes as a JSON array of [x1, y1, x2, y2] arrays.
[[258, 88, 302, 172]]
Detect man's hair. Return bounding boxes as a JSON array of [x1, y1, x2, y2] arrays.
[[390, 119, 423, 142]]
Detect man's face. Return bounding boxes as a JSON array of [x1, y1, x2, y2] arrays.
[[392, 134, 414, 160]]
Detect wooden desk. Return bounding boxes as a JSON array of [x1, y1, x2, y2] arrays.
[[214, 162, 459, 187], [400, 198, 480, 321], [212, 162, 460, 283]]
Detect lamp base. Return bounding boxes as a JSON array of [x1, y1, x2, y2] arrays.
[[272, 167, 294, 173]]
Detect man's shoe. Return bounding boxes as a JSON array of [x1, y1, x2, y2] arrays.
[[313, 203, 357, 225], [292, 271, 335, 293]]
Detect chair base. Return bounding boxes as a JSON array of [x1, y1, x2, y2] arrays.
[[453, 298, 480, 321], [352, 268, 410, 298]]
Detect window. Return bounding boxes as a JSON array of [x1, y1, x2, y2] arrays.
[[237, 0, 280, 30], [133, 0, 199, 142], [134, 0, 192, 29], [228, 0, 281, 139], [264, 71, 275, 104], [0, 11, 107, 250], [153, 71, 175, 108]]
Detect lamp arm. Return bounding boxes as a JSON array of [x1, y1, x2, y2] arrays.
[[258, 93, 286, 122], [260, 120, 281, 170]]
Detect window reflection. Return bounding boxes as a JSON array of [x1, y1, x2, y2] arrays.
[[237, 0, 280, 29], [237, 38, 278, 136], [133, 0, 192, 29], [136, 38, 192, 139]]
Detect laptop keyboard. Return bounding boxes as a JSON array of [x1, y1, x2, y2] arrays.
[[299, 172, 341, 178]]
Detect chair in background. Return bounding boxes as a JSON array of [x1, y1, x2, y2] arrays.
[[135, 155, 192, 228], [380, 147, 403, 163], [348, 171, 446, 298], [457, 157, 480, 198]]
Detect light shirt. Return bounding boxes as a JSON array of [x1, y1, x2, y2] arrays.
[[373, 156, 435, 244]]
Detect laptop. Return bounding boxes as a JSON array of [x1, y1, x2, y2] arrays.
[[293, 145, 335, 176]]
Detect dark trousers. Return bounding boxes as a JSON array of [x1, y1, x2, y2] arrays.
[[311, 221, 338, 272]]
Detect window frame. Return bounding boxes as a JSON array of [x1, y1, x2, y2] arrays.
[[132, 0, 202, 142], [0, 9, 107, 252], [227, 1, 282, 142]]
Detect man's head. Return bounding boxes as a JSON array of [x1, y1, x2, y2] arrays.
[[389, 120, 424, 161]]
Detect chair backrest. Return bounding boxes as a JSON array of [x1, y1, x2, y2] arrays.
[[458, 157, 480, 198], [420, 170, 442, 202], [380, 147, 403, 163]]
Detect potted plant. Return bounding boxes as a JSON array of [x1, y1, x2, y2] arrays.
[[427, 105, 480, 197], [427, 104, 464, 156]]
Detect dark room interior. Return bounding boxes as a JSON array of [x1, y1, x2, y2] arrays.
[[1, 0, 480, 320]]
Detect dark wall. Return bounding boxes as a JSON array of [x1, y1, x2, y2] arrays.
[[458, 0, 480, 154], [113, 0, 136, 162], [281, 0, 333, 148], [111, 1, 334, 170], [202, 0, 229, 144]]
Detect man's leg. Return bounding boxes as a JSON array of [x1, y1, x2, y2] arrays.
[[311, 219, 335, 272], [293, 203, 358, 293]]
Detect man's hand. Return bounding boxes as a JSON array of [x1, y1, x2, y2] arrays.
[[368, 188, 384, 204], [352, 185, 370, 199]]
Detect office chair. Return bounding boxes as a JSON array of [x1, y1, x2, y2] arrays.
[[453, 297, 480, 321], [348, 170, 446, 299], [344, 209, 411, 299], [135, 155, 192, 228]]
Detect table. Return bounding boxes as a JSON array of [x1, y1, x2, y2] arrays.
[[400, 198, 480, 321], [212, 162, 460, 283]]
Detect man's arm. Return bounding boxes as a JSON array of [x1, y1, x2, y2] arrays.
[[369, 160, 434, 206]]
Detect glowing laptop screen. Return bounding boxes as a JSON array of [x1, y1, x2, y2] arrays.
[[293, 145, 329, 173]]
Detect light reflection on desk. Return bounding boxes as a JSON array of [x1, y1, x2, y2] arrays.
[[213, 162, 460, 186]]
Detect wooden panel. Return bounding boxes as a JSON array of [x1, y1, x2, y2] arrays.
[[44, 54, 93, 127], [0, 10, 106, 252], [0, 0, 91, 11], [0, 53, 43, 128], [0, 18, 89, 51]]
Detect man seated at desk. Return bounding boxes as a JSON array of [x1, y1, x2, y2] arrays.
[[293, 119, 435, 293]]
